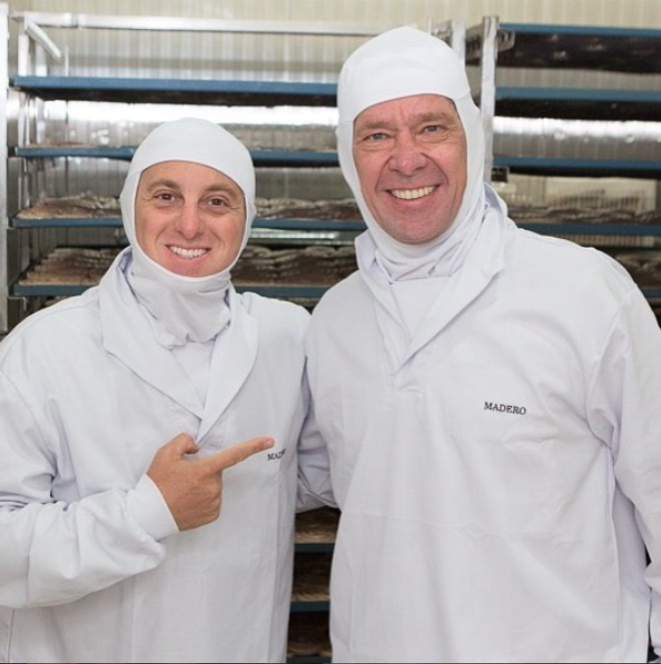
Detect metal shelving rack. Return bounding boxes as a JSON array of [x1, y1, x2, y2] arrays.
[[3, 13, 661, 335], [488, 20, 661, 312], [0, 6, 480, 332], [1, 9, 496, 335], [492, 22, 661, 179]]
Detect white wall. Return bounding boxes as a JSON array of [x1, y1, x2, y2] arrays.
[[7, 0, 661, 29]]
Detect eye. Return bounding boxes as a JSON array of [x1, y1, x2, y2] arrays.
[[354, 130, 392, 150], [148, 191, 181, 207], [208, 196, 229, 208]]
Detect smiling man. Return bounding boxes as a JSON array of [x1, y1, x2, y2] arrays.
[[351, 93, 467, 246], [299, 27, 661, 663], [134, 159, 246, 278], [0, 117, 310, 663]]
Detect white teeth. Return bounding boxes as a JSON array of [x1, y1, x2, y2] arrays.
[[390, 186, 435, 200], [169, 246, 207, 259]]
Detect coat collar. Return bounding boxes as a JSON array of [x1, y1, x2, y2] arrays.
[[99, 251, 257, 439]]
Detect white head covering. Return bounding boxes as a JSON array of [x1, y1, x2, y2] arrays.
[[120, 117, 256, 347], [337, 26, 486, 281]]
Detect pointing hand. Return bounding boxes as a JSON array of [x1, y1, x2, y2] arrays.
[[147, 433, 274, 530]]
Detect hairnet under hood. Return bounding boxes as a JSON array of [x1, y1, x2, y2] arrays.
[[119, 117, 256, 346], [337, 26, 486, 280]]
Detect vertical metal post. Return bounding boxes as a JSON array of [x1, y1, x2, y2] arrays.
[[448, 19, 466, 62], [429, 18, 466, 61], [0, 3, 9, 334]]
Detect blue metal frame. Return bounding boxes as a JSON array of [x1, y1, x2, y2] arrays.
[[14, 146, 340, 167]]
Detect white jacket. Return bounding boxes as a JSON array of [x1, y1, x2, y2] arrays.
[[0, 259, 309, 663], [303, 206, 661, 663]]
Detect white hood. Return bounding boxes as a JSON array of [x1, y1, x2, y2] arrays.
[[120, 117, 256, 347], [337, 26, 486, 281]]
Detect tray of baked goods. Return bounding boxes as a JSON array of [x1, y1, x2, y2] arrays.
[[614, 251, 661, 288], [13, 194, 123, 227], [12, 244, 358, 299], [509, 205, 661, 248], [497, 23, 661, 74], [12, 194, 365, 231], [287, 611, 332, 663], [295, 507, 339, 552], [14, 194, 661, 227], [291, 551, 332, 606]]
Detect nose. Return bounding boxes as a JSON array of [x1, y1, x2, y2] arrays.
[[175, 201, 203, 239], [388, 133, 427, 176]]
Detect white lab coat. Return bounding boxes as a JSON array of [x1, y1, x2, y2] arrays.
[[303, 208, 661, 663], [0, 259, 309, 663]]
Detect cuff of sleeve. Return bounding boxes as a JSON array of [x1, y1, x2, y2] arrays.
[[127, 474, 180, 541]]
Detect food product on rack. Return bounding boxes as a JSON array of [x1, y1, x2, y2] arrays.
[[295, 506, 339, 544], [614, 251, 661, 287], [292, 552, 332, 602], [287, 612, 332, 658], [16, 195, 121, 219]]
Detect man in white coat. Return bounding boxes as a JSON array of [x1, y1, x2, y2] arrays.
[[0, 117, 310, 663], [300, 27, 661, 663]]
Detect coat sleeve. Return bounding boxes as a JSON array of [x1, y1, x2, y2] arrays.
[[296, 375, 337, 512], [0, 370, 174, 609], [586, 288, 661, 658]]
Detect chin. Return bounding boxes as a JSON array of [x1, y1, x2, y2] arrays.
[[159, 261, 203, 278]]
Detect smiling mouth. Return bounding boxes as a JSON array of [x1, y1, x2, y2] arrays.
[[389, 185, 436, 201], [168, 246, 209, 259]]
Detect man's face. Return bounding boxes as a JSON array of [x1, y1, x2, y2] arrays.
[[135, 160, 246, 277], [352, 93, 468, 245]]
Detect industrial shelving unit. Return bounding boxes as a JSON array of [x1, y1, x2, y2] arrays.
[[488, 21, 661, 315], [494, 22, 661, 174], [0, 9, 509, 335]]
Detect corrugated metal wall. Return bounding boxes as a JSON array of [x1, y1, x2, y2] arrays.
[[8, 0, 661, 28]]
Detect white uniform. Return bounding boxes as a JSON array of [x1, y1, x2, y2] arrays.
[[0, 117, 310, 663], [0, 261, 308, 664], [301, 27, 661, 663], [306, 207, 661, 663]]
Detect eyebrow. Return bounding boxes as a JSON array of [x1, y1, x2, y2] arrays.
[[142, 178, 240, 197], [356, 111, 458, 132]]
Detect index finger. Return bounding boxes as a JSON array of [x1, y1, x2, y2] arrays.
[[199, 437, 275, 473]]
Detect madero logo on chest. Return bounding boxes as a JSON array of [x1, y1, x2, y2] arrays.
[[484, 401, 527, 415], [268, 448, 287, 461]]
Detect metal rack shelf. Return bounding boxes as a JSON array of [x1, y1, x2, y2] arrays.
[[290, 601, 331, 613], [498, 23, 661, 73], [15, 283, 661, 302], [14, 73, 661, 125], [12, 145, 661, 180], [10, 215, 365, 232], [495, 156, 661, 179], [13, 146, 340, 167], [12, 214, 661, 237], [495, 86, 661, 122], [10, 282, 331, 300], [11, 75, 339, 107]]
